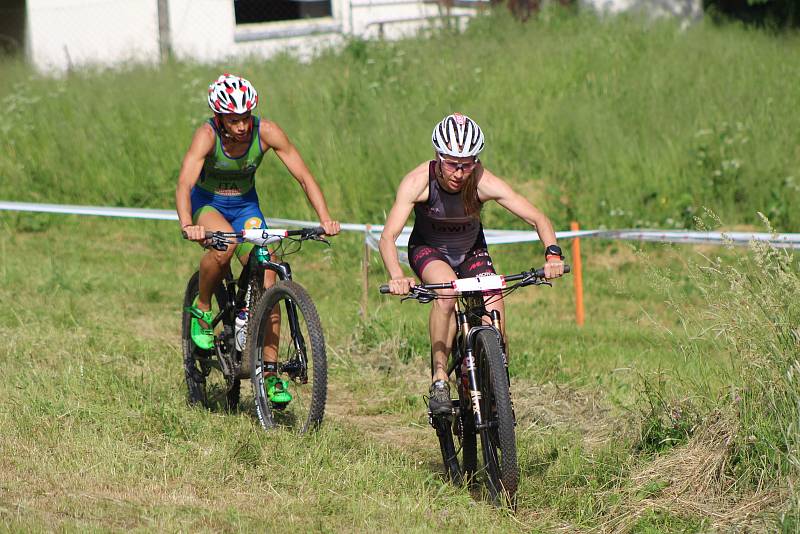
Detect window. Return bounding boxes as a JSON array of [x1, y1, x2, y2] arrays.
[[234, 0, 333, 25], [0, 0, 25, 56]]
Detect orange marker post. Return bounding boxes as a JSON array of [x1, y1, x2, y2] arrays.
[[570, 221, 584, 327]]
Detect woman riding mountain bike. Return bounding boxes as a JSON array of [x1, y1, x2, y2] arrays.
[[176, 73, 340, 406], [378, 112, 565, 416]]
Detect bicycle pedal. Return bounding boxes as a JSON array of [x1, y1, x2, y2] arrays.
[[271, 401, 289, 411]]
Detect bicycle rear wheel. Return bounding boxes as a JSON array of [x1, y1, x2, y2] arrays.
[[181, 271, 240, 410], [456, 375, 478, 486], [249, 280, 327, 433], [475, 329, 518, 505]]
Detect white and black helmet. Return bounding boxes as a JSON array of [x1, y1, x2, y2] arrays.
[[431, 113, 485, 158]]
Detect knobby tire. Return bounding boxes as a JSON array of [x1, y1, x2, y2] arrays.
[[476, 329, 518, 505], [249, 280, 327, 433]]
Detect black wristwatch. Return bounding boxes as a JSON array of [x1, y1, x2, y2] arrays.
[[544, 244, 564, 260]]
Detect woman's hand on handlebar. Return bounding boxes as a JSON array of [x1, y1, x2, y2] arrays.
[[388, 276, 417, 295], [320, 220, 340, 237], [183, 224, 207, 243], [543, 258, 565, 279]]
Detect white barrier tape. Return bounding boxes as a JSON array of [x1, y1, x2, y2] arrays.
[[364, 229, 410, 265], [605, 230, 800, 248], [0, 201, 179, 221], [2, 200, 800, 248]]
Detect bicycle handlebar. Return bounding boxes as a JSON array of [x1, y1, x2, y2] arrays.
[[182, 226, 327, 250], [378, 264, 571, 295]]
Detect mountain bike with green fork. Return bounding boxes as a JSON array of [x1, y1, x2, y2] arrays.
[[380, 265, 570, 506], [181, 226, 329, 433]]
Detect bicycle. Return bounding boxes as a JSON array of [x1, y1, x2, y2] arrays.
[[181, 226, 329, 433], [380, 265, 570, 506]]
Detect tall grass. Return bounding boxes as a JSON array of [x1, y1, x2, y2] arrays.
[[1, 12, 799, 231], [694, 216, 799, 486], [632, 212, 800, 526]]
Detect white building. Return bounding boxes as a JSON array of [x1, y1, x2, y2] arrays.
[[3, 0, 482, 72], [2, 0, 700, 72]]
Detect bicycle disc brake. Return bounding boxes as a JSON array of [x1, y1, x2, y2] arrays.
[[281, 354, 308, 384]]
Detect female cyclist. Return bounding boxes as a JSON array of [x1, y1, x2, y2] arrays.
[[176, 74, 340, 405], [379, 113, 564, 415]]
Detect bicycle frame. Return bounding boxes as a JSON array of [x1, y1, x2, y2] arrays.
[[444, 296, 506, 431], [190, 226, 326, 381]]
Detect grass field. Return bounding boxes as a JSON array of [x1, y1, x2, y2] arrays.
[[1, 8, 799, 532]]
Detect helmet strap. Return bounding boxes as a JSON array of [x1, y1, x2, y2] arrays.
[[213, 114, 232, 140]]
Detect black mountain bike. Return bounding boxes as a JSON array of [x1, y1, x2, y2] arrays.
[[181, 227, 328, 433], [380, 265, 570, 506]]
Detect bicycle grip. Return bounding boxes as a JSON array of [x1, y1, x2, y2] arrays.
[[286, 226, 325, 237], [379, 285, 390, 294], [534, 264, 571, 277], [181, 230, 216, 240]]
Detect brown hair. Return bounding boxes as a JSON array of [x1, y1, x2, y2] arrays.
[[460, 162, 483, 218]]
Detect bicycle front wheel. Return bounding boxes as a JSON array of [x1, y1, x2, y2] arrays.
[[248, 280, 327, 433], [475, 329, 518, 505]]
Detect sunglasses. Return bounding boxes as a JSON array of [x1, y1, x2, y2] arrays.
[[439, 156, 477, 172]]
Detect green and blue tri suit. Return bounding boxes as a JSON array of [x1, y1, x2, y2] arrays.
[[190, 116, 267, 259]]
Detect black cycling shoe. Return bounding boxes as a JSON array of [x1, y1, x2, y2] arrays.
[[428, 380, 453, 416]]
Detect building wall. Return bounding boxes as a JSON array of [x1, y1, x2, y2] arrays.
[[166, 0, 458, 63], [24, 0, 455, 71], [582, 0, 701, 20], [27, 0, 160, 70]]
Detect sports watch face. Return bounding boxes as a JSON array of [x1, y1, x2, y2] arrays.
[[545, 245, 564, 259]]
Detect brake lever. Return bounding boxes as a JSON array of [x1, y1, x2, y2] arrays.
[[520, 274, 552, 288], [401, 287, 435, 304], [401, 294, 434, 303], [311, 235, 331, 246], [208, 233, 234, 251]]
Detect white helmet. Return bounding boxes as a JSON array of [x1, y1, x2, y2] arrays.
[[431, 113, 484, 158], [207, 74, 258, 114]]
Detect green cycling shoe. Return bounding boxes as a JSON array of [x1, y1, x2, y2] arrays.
[[186, 297, 215, 350], [266, 375, 292, 406]]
